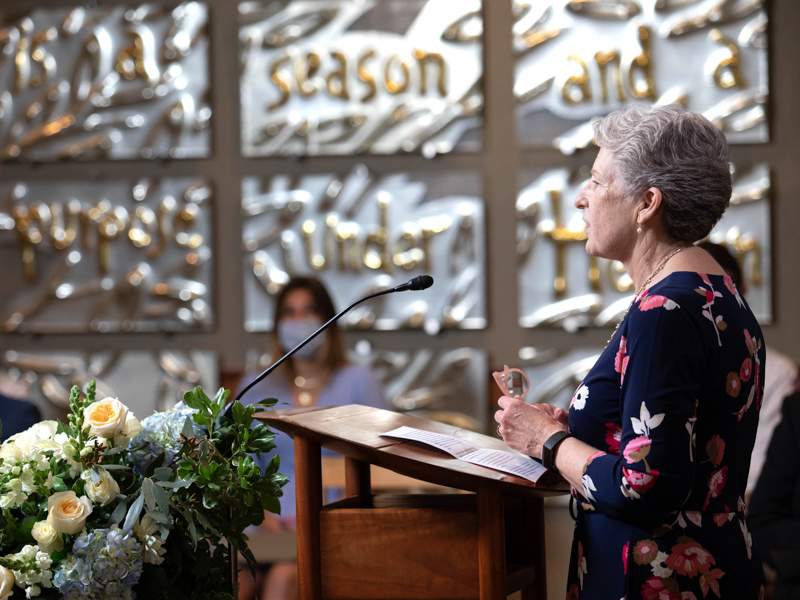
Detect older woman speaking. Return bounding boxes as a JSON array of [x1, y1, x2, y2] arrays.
[[496, 104, 765, 599]]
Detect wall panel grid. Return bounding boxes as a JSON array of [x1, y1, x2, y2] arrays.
[[0, 0, 783, 435]]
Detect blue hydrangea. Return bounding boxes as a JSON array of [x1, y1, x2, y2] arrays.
[[128, 401, 207, 475], [53, 526, 144, 600]]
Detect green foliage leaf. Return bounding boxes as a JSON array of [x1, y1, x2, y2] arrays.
[[108, 499, 128, 527], [123, 494, 145, 535]]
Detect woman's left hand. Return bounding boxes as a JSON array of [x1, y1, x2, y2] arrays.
[[495, 397, 567, 459]]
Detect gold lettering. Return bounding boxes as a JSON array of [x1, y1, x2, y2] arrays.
[[267, 53, 292, 111], [384, 53, 411, 95], [115, 26, 159, 84], [393, 224, 424, 270], [537, 190, 589, 298], [49, 200, 79, 250], [30, 27, 57, 87], [128, 205, 156, 248], [335, 221, 361, 271], [13, 19, 33, 92], [148, 196, 176, 259], [295, 51, 322, 98], [413, 48, 447, 96], [301, 214, 336, 270], [12, 203, 45, 279], [607, 259, 634, 292], [326, 51, 349, 100], [594, 50, 624, 103], [561, 55, 592, 105], [419, 215, 451, 273], [173, 202, 203, 249], [362, 194, 391, 271], [629, 25, 657, 100], [357, 49, 377, 102], [710, 29, 747, 89], [96, 206, 128, 274]]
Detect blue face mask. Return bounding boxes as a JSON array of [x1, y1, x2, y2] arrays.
[[277, 317, 325, 359]]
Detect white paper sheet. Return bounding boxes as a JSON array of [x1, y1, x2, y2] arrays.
[[380, 426, 548, 483]]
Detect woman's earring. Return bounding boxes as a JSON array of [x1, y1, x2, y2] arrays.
[[636, 226, 642, 233]]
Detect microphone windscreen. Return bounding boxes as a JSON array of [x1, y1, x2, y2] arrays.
[[413, 275, 434, 290]]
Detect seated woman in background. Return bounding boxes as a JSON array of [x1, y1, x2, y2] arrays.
[[236, 276, 386, 600]]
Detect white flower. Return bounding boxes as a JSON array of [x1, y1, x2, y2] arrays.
[[582, 473, 597, 502], [133, 515, 167, 565], [31, 521, 64, 554], [0, 479, 27, 509], [650, 551, 673, 577], [112, 412, 142, 447], [80, 468, 121, 506], [47, 491, 92, 535], [0, 442, 24, 463], [5, 422, 58, 458], [0, 566, 14, 600], [571, 384, 589, 411], [83, 398, 129, 438]]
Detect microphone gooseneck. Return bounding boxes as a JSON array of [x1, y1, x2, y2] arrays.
[[234, 275, 435, 402]]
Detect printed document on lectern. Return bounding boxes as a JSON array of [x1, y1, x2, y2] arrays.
[[381, 426, 547, 483]]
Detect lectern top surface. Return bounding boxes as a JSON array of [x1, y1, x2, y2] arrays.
[[255, 404, 569, 497]]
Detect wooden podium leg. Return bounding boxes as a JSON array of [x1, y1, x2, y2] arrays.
[[344, 456, 371, 499], [295, 435, 322, 600], [478, 488, 506, 600], [522, 497, 546, 600]]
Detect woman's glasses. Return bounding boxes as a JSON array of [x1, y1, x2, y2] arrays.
[[492, 365, 530, 400]]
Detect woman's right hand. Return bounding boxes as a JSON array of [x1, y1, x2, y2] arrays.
[[530, 403, 569, 428]]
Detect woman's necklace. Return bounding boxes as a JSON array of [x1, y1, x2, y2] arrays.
[[293, 375, 323, 407], [606, 246, 685, 347]]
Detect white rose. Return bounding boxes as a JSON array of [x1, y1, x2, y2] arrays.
[[80, 468, 120, 506], [31, 521, 64, 554], [83, 398, 129, 438], [0, 442, 23, 463], [47, 491, 92, 535], [7, 421, 58, 455], [113, 412, 142, 447], [0, 566, 13, 600]]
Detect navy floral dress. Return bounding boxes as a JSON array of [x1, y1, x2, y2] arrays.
[[566, 272, 765, 600]]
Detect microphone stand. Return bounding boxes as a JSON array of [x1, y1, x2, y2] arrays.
[[234, 276, 433, 402]]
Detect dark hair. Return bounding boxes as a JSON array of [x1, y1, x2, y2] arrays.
[[592, 104, 731, 244], [697, 241, 742, 286], [272, 277, 348, 371]]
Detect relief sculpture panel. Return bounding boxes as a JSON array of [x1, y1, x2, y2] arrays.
[[240, 0, 483, 156], [513, 0, 768, 151], [518, 163, 770, 329], [0, 2, 210, 161], [0, 178, 214, 333], [242, 168, 485, 333]]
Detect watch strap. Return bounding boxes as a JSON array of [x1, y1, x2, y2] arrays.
[[542, 430, 572, 472]]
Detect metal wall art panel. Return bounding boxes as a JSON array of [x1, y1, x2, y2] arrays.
[[245, 343, 488, 431], [513, 0, 768, 152], [517, 163, 771, 329], [0, 177, 214, 333], [517, 346, 601, 410], [242, 168, 485, 332], [0, 349, 218, 421], [0, 2, 210, 161], [239, 0, 483, 157]]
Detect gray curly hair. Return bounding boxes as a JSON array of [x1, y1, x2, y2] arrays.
[[592, 103, 731, 244]]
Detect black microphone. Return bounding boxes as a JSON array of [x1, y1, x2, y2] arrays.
[[234, 275, 435, 402]]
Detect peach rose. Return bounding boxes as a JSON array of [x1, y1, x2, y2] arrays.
[[0, 566, 14, 600], [83, 398, 129, 438], [47, 491, 93, 535]]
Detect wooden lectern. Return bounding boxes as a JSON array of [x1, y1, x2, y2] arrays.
[[257, 404, 569, 600]]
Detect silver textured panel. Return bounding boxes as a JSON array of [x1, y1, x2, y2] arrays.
[[0, 2, 210, 161], [513, 0, 768, 150], [242, 168, 485, 332], [240, 0, 482, 157], [246, 344, 488, 431], [0, 349, 218, 421], [0, 177, 214, 333], [517, 163, 771, 329]]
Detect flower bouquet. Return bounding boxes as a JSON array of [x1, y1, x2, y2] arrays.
[[0, 382, 286, 600]]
